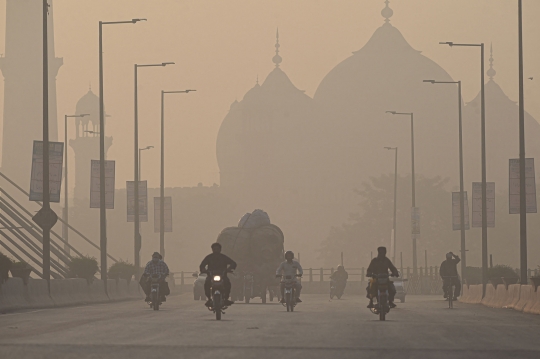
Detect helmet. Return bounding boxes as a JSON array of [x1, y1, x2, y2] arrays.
[[337, 265, 344, 271], [284, 251, 294, 260]]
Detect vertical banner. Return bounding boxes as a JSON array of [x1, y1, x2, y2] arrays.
[[451, 191, 470, 231], [127, 181, 148, 222], [90, 160, 115, 209], [472, 182, 495, 228], [509, 158, 537, 214], [411, 207, 420, 235], [154, 197, 173, 233], [29, 141, 64, 202]]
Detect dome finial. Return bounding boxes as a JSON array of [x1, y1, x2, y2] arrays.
[[381, 0, 393, 23], [272, 28, 282, 68], [487, 42, 497, 81]]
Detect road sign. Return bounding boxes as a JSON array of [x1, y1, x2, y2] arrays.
[[472, 182, 495, 228], [452, 191, 470, 231], [411, 207, 420, 235], [509, 158, 537, 214], [29, 141, 64, 202], [154, 197, 173, 233], [32, 207, 58, 230], [127, 181, 148, 222], [90, 160, 115, 209]]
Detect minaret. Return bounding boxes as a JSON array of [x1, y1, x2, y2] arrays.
[[0, 0, 63, 190]]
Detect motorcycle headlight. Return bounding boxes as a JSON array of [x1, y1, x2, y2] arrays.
[[213, 275, 221, 281]]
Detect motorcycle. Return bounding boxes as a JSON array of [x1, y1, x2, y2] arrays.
[[368, 273, 392, 321], [279, 274, 301, 312], [148, 274, 164, 311], [208, 270, 230, 320]]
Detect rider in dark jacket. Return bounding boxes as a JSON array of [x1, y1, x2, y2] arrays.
[[440, 252, 461, 300], [330, 265, 349, 296], [366, 247, 399, 308], [199, 242, 237, 307]]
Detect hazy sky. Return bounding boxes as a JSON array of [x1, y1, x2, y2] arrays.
[[0, 0, 539, 191]]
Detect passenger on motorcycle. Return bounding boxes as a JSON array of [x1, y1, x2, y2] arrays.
[[199, 242, 237, 307], [276, 251, 303, 303], [141, 252, 170, 302], [440, 252, 461, 300], [366, 247, 399, 309]]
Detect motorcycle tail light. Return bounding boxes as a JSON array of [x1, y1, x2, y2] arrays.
[[213, 275, 221, 281]]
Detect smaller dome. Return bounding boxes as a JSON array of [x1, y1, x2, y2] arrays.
[[75, 89, 101, 128]]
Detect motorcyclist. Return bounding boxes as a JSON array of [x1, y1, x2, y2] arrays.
[[141, 252, 170, 302], [276, 251, 303, 303], [440, 252, 461, 300], [366, 246, 399, 309], [199, 242, 237, 307], [330, 265, 349, 296]]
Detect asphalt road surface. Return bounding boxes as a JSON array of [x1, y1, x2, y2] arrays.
[[1, 294, 539, 359]]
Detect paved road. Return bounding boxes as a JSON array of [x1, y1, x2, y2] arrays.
[[1, 294, 539, 359]]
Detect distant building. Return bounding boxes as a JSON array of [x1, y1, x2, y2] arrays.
[[0, 0, 62, 190]]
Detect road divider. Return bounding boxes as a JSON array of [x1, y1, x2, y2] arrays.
[[0, 278, 29, 311]]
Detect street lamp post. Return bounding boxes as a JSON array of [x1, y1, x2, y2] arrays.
[[64, 114, 89, 255], [99, 18, 145, 292], [518, 0, 527, 285], [440, 41, 487, 296], [384, 146, 398, 264], [138, 146, 154, 180], [386, 111, 417, 275], [134, 62, 174, 277], [160, 90, 195, 259], [423, 79, 467, 278]]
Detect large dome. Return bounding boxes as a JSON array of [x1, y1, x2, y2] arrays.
[[312, 10, 461, 203], [217, 32, 313, 197]]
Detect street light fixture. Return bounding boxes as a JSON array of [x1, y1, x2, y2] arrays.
[[134, 62, 175, 276], [423, 79, 467, 278], [99, 18, 145, 293], [385, 111, 417, 275], [159, 89, 196, 258], [64, 113, 89, 255], [440, 40, 488, 296], [384, 146, 398, 264]]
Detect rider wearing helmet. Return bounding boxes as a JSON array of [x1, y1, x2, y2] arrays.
[[330, 265, 349, 295], [199, 242, 237, 307], [440, 252, 461, 300], [276, 251, 303, 303], [366, 246, 399, 308]]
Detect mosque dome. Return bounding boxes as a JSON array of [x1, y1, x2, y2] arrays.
[[75, 88, 100, 129], [311, 1, 460, 196], [216, 30, 313, 194]]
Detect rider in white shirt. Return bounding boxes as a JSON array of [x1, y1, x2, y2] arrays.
[[276, 251, 303, 303]]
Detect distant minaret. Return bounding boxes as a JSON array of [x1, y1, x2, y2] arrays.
[[0, 0, 63, 190]]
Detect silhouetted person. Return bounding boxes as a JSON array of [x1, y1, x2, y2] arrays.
[[276, 251, 303, 303], [366, 246, 399, 308], [200, 242, 237, 307], [330, 265, 348, 297], [440, 252, 461, 300]]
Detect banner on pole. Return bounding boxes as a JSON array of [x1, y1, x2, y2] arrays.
[[452, 191, 470, 231], [127, 181, 148, 222], [153, 197, 173, 233], [29, 141, 64, 202], [411, 207, 420, 235], [472, 182, 495, 228], [509, 158, 537, 214], [90, 160, 115, 209]]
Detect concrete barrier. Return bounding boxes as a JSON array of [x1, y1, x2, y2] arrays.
[[481, 284, 496, 307], [530, 289, 540, 315], [466, 284, 483, 304], [514, 285, 533, 312], [459, 284, 469, 302], [0, 278, 29, 311], [26, 278, 54, 308], [503, 284, 521, 309], [128, 280, 143, 299], [491, 284, 508, 309], [117, 279, 129, 300], [523, 286, 538, 314], [50, 279, 87, 306], [88, 279, 109, 303], [107, 279, 119, 301]]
